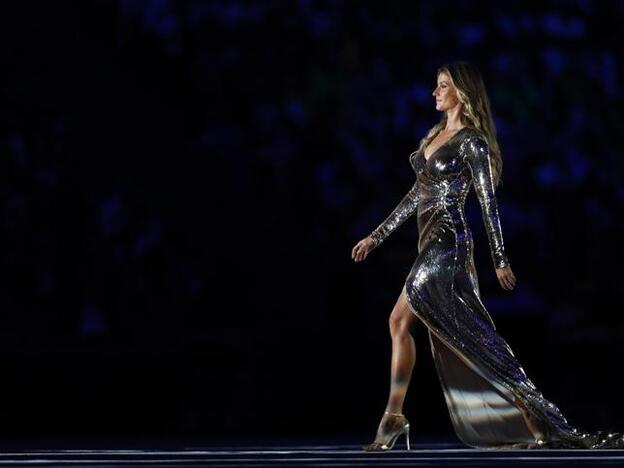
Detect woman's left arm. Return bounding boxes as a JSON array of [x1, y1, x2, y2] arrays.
[[463, 133, 510, 270]]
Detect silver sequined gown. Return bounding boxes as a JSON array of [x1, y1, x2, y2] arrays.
[[369, 126, 624, 449]]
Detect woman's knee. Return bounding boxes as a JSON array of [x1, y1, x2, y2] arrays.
[[389, 306, 414, 338]]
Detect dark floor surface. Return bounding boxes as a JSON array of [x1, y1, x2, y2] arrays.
[[1, 436, 624, 467]]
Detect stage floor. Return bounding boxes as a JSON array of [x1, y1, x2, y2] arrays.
[[1, 438, 624, 466]]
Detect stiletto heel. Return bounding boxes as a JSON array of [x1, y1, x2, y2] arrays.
[[363, 411, 411, 452], [405, 424, 411, 450]]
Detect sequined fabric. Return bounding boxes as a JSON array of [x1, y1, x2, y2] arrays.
[[369, 126, 624, 449]]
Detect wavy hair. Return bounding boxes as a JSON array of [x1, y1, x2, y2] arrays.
[[415, 61, 503, 187]]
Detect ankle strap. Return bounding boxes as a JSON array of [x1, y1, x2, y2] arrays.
[[384, 410, 404, 417]]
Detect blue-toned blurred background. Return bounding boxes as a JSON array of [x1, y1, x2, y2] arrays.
[[1, 0, 623, 443]]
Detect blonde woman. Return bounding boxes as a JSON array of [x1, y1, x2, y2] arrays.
[[352, 61, 623, 450]]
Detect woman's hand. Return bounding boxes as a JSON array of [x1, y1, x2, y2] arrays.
[[496, 265, 516, 290], [351, 236, 376, 262]]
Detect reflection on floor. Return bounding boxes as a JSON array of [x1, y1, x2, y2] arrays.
[[0, 437, 623, 467]]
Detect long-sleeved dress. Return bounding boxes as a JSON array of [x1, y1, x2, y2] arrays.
[[368, 126, 624, 449]]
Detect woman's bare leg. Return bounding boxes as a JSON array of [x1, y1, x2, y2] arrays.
[[364, 288, 420, 450], [364, 290, 417, 451], [385, 287, 420, 414]]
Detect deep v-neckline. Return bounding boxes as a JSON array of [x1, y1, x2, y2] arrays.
[[422, 127, 469, 162]]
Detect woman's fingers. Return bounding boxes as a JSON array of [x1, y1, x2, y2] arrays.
[[353, 243, 361, 262], [356, 244, 369, 262], [495, 269, 516, 290], [359, 246, 367, 261], [352, 242, 363, 260], [503, 273, 514, 290], [352, 239, 374, 262]]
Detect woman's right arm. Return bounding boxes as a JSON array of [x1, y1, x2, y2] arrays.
[[369, 182, 420, 247]]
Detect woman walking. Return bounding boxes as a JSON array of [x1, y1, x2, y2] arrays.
[[351, 61, 624, 450]]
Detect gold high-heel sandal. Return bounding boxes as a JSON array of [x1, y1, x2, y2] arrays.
[[363, 411, 411, 451]]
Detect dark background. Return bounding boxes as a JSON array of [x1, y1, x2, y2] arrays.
[[0, 0, 623, 443]]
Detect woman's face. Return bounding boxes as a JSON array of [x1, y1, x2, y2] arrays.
[[432, 72, 460, 112]]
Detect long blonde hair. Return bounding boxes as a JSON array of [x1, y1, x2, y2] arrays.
[[416, 61, 504, 187]]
